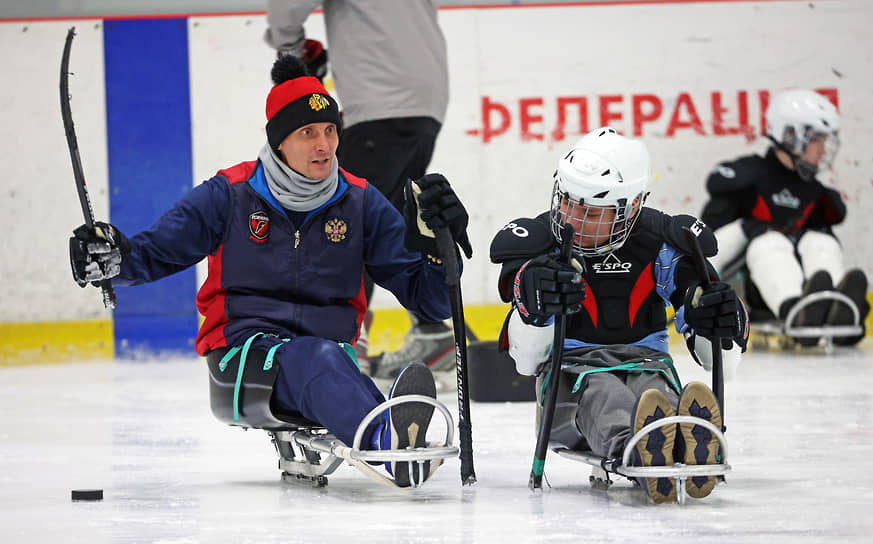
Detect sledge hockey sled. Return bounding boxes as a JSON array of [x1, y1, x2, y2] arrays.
[[206, 346, 459, 488], [748, 291, 864, 353]]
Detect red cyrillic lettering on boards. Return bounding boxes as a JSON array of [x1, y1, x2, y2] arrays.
[[666, 92, 705, 136], [552, 97, 588, 142], [599, 95, 623, 128], [712, 91, 750, 136], [464, 96, 511, 144], [631, 94, 662, 137], [758, 90, 770, 138], [464, 88, 839, 143], [519, 98, 545, 141]]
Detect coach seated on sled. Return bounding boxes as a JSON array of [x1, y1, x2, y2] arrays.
[[68, 55, 471, 488]]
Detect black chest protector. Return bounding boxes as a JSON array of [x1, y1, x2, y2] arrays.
[[568, 226, 665, 344]]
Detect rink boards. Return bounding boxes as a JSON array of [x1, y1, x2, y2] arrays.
[[1, 0, 871, 363]]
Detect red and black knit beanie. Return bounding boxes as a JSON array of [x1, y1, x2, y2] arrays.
[[265, 56, 341, 151]]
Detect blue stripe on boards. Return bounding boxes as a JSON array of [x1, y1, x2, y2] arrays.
[[104, 19, 198, 359]]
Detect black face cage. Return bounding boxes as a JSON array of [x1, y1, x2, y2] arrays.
[[549, 181, 644, 258]]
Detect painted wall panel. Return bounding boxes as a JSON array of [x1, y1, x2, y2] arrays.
[[0, 21, 109, 322], [104, 18, 198, 355]]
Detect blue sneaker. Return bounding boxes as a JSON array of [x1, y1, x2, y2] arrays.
[[376, 362, 437, 487]]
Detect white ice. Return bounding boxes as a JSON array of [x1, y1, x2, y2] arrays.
[[2, 342, 873, 543]]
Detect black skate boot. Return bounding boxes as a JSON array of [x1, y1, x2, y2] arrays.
[[377, 362, 438, 487], [675, 382, 722, 499], [827, 269, 869, 346], [790, 270, 833, 347], [630, 388, 676, 504]]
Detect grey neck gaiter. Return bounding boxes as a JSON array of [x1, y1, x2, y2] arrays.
[[258, 144, 338, 212]]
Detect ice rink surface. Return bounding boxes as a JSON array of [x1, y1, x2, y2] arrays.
[[2, 341, 873, 543]]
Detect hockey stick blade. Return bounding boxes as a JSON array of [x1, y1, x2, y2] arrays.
[[61, 27, 116, 309]]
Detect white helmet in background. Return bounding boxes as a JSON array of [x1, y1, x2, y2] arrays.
[[550, 127, 651, 257], [765, 89, 840, 181]]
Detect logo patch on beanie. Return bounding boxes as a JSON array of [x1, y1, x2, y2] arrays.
[[249, 211, 270, 243], [325, 218, 347, 243], [309, 93, 330, 112]]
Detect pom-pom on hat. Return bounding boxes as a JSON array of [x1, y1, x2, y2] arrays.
[[265, 56, 341, 151]]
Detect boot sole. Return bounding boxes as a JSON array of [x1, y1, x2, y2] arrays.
[[631, 389, 676, 504], [389, 363, 436, 487], [677, 382, 722, 499]]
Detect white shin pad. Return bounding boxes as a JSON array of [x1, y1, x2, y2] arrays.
[[796, 230, 844, 283], [746, 231, 803, 316]]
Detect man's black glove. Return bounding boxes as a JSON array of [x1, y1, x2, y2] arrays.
[[512, 254, 586, 325], [403, 173, 473, 260], [302, 39, 328, 82], [70, 222, 130, 287], [684, 281, 748, 349]]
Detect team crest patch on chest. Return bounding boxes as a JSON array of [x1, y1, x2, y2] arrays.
[[325, 218, 347, 242], [249, 211, 270, 243]]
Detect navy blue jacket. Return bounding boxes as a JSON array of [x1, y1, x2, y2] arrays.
[[116, 161, 452, 355]]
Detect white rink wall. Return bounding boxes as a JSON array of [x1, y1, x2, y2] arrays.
[[1, 0, 872, 325]]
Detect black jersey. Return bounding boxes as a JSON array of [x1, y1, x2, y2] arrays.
[[701, 148, 845, 237]]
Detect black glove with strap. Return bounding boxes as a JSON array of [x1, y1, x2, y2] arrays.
[[683, 281, 748, 349], [70, 222, 130, 287], [513, 254, 586, 325], [302, 39, 328, 82], [403, 173, 473, 260]]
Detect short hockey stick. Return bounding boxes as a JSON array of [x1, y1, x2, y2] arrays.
[[60, 27, 117, 309], [435, 228, 476, 485], [682, 226, 724, 423], [529, 222, 575, 491]]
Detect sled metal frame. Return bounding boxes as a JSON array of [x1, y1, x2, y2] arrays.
[[554, 416, 730, 505], [754, 292, 863, 354], [269, 395, 459, 488]]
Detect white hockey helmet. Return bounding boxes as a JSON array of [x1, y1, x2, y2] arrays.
[[550, 127, 650, 257], [765, 89, 840, 180]]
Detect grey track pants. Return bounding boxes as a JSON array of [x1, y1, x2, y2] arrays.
[[576, 371, 679, 459]]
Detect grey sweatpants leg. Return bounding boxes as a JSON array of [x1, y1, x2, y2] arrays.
[[576, 372, 679, 459]]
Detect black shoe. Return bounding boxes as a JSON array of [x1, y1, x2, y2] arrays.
[[381, 362, 437, 487], [827, 269, 869, 346], [793, 270, 834, 347]]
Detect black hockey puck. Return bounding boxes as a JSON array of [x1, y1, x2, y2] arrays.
[[71, 489, 103, 501]]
